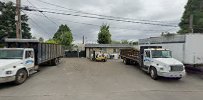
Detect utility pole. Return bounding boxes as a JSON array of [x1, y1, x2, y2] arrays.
[[82, 35, 85, 44], [15, 0, 22, 38], [189, 14, 194, 33]]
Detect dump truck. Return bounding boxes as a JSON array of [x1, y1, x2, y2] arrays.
[[0, 39, 64, 84], [120, 46, 186, 80]]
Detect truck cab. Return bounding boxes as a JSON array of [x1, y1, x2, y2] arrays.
[[0, 38, 63, 84], [143, 48, 186, 79], [0, 48, 36, 84]]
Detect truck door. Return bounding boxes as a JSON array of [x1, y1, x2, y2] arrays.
[[24, 50, 35, 69], [143, 50, 151, 69]]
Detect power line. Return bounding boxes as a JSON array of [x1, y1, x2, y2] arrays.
[[22, 7, 178, 27], [27, 12, 171, 32], [35, 0, 177, 24], [26, 0, 58, 26], [21, 10, 50, 37]]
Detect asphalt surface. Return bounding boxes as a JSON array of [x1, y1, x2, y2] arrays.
[[0, 58, 203, 100]]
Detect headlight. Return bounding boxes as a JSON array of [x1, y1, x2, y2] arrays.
[[5, 71, 12, 75]]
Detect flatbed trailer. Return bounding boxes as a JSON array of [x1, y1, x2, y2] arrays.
[[120, 46, 162, 66], [120, 46, 186, 80], [120, 48, 141, 65]]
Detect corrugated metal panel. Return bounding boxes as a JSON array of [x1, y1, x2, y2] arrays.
[[85, 44, 133, 48], [5, 38, 39, 43], [139, 35, 186, 44]]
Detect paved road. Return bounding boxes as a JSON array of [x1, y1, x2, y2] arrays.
[[0, 58, 203, 100]]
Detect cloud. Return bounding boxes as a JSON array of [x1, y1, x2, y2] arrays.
[[2, 0, 188, 43]]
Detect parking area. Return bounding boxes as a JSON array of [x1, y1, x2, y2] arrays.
[[0, 58, 203, 100]]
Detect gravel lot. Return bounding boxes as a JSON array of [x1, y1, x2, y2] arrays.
[[0, 58, 203, 100]]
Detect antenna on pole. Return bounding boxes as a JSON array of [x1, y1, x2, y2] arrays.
[[16, 0, 22, 38]]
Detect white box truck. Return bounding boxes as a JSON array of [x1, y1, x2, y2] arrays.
[[139, 34, 203, 68]]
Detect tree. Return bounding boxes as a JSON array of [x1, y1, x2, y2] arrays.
[[129, 41, 138, 45], [97, 24, 112, 44], [39, 37, 44, 42], [179, 0, 203, 34], [111, 40, 121, 44], [0, 1, 32, 39], [45, 39, 58, 44], [53, 24, 73, 46], [121, 40, 129, 44]]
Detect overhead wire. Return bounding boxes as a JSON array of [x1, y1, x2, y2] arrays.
[[21, 10, 51, 37], [26, 12, 172, 32], [26, 0, 58, 26], [35, 0, 177, 24], [22, 7, 179, 27]]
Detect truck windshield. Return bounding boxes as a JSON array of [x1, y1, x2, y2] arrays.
[[152, 50, 172, 58], [0, 50, 23, 59]]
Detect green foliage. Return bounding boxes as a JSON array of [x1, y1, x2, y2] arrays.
[[179, 0, 203, 33], [53, 24, 73, 46], [111, 40, 121, 44], [97, 24, 112, 44], [45, 39, 58, 44], [161, 32, 176, 36], [112, 40, 138, 45], [0, 1, 32, 39], [121, 40, 129, 44], [130, 41, 138, 45], [0, 43, 4, 48], [39, 37, 44, 42]]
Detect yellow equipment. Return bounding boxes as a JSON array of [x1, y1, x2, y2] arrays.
[[91, 51, 107, 62], [95, 54, 107, 62]]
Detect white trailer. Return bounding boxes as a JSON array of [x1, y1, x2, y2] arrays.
[[139, 34, 203, 67]]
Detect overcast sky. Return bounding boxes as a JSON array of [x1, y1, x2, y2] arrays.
[[2, 0, 188, 43]]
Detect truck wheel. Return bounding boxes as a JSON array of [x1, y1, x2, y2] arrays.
[[123, 59, 126, 64], [124, 59, 128, 65], [174, 77, 181, 80], [150, 67, 158, 80], [124, 59, 130, 65], [53, 58, 59, 66], [14, 69, 28, 85], [126, 59, 131, 65]]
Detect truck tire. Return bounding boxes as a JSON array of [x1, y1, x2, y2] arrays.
[[52, 58, 59, 66], [124, 59, 129, 65], [150, 67, 158, 80], [14, 69, 28, 85], [103, 59, 107, 62], [126, 59, 131, 65], [123, 59, 126, 64], [174, 77, 181, 80]]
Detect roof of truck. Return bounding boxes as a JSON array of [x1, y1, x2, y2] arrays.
[[0, 48, 33, 50], [145, 48, 169, 51], [5, 38, 39, 43]]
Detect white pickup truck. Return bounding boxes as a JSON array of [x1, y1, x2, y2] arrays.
[[120, 46, 186, 80], [0, 39, 64, 84]]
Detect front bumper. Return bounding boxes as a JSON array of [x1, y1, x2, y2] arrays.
[[157, 71, 186, 78], [0, 76, 16, 83]]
